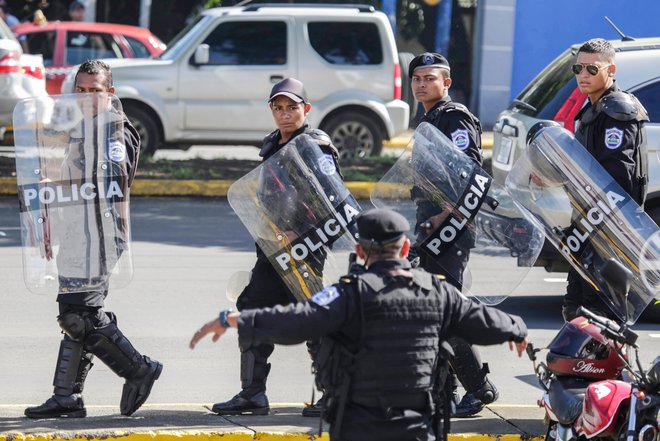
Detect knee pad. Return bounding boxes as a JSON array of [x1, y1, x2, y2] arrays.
[[57, 312, 88, 341], [449, 338, 489, 393]]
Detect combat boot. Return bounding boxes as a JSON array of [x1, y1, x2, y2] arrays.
[[120, 356, 163, 416], [212, 349, 270, 415], [453, 379, 499, 418], [302, 395, 325, 417], [25, 337, 92, 419]]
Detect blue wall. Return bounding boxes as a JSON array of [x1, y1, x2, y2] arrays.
[[510, 0, 660, 100]]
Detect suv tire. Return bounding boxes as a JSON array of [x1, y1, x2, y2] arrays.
[[125, 105, 161, 156], [398, 51, 418, 126], [322, 111, 383, 158]]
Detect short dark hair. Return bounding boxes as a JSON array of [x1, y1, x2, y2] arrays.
[[358, 236, 406, 259], [578, 38, 615, 63], [75, 59, 113, 90]]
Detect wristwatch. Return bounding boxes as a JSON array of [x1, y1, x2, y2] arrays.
[[218, 308, 235, 328]]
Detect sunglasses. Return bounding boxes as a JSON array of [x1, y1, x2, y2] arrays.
[[571, 63, 610, 76]]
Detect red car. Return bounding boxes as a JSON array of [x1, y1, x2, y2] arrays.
[[13, 21, 166, 94]]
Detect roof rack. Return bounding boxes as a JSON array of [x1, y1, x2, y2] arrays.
[[242, 3, 375, 13]]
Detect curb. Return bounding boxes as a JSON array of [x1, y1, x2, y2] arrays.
[[0, 433, 544, 441], [0, 178, 376, 199]]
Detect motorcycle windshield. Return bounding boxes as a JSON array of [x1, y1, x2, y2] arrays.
[[228, 135, 361, 301], [13, 93, 133, 295], [371, 122, 543, 305], [506, 125, 660, 324]]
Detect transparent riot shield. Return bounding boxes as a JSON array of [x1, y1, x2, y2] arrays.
[[506, 125, 660, 324], [371, 122, 543, 305], [228, 134, 361, 301], [13, 93, 133, 295]]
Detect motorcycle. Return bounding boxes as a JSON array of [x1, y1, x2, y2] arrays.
[[527, 259, 660, 441]]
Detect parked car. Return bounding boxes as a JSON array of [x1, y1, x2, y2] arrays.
[[0, 18, 47, 143], [61, 4, 409, 157], [490, 36, 660, 321], [13, 21, 166, 95]]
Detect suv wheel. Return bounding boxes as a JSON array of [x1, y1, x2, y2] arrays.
[[125, 105, 161, 156], [323, 111, 383, 159]]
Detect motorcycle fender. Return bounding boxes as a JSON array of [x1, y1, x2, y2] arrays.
[[580, 380, 631, 438]]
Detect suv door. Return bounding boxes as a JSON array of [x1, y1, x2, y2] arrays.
[[180, 18, 296, 133]]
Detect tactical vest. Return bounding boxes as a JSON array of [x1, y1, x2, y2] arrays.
[[575, 90, 649, 205], [425, 100, 483, 137], [351, 269, 444, 403]]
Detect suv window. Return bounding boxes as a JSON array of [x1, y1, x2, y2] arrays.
[[125, 36, 150, 58], [308, 21, 382, 65], [202, 21, 286, 65], [635, 80, 660, 123], [65, 31, 123, 65], [513, 48, 577, 119], [25, 31, 56, 66]]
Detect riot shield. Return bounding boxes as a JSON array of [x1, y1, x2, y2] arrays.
[[14, 93, 133, 295], [227, 134, 361, 301], [371, 122, 543, 305], [506, 125, 660, 324]]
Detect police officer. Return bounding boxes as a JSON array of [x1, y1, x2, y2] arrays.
[[25, 60, 162, 419], [190, 208, 528, 441], [563, 38, 649, 322], [211, 78, 341, 417], [408, 52, 496, 417]]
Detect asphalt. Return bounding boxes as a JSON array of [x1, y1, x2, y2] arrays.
[[0, 130, 546, 441]]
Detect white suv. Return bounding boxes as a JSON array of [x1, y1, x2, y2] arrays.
[[63, 4, 409, 157]]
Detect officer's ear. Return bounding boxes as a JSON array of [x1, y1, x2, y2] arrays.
[[303, 102, 312, 115], [355, 243, 366, 260], [608, 63, 616, 77]]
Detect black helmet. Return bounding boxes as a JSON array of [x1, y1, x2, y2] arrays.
[[526, 120, 562, 146]]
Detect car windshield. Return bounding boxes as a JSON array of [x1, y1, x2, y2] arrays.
[[159, 14, 209, 61], [512, 47, 578, 118]]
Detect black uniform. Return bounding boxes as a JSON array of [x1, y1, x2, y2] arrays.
[[221, 123, 341, 409], [25, 114, 163, 419], [236, 258, 527, 441], [563, 82, 649, 321], [415, 95, 483, 287]]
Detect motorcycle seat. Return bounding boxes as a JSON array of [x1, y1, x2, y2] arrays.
[[547, 376, 594, 425]]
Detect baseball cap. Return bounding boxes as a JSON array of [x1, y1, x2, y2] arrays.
[[268, 78, 307, 103], [357, 208, 410, 244], [409, 52, 451, 78], [69, 1, 85, 12]]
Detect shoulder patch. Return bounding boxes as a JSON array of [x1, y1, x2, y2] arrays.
[[311, 286, 341, 306], [604, 127, 624, 149], [108, 140, 126, 162], [318, 154, 337, 176], [451, 128, 470, 150]]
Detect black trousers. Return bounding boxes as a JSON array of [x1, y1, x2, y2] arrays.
[[335, 403, 435, 441]]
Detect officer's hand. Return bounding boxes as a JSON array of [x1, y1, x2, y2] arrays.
[[508, 338, 528, 357], [189, 318, 227, 350]]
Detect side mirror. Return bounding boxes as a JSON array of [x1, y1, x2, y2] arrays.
[[193, 44, 209, 65]]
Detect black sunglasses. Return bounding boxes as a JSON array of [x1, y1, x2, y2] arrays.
[[572, 63, 610, 76]]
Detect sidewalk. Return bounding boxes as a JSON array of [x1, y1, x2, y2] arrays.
[[0, 403, 546, 440]]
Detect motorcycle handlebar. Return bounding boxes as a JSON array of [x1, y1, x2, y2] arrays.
[[577, 306, 638, 347]]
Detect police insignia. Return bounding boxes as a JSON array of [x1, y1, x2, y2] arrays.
[[604, 127, 623, 149], [451, 129, 469, 150], [311, 286, 340, 306], [423, 54, 434, 65], [318, 154, 336, 176], [108, 140, 126, 162]]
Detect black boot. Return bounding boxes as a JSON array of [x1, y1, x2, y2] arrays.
[[212, 349, 270, 416], [85, 321, 162, 416], [453, 379, 499, 418], [25, 337, 91, 419], [302, 395, 325, 417]]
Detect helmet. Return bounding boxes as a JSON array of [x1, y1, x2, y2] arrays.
[[546, 317, 626, 380], [526, 120, 562, 146]]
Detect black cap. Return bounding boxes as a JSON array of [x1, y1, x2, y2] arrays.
[[69, 0, 85, 11], [408, 52, 451, 78], [357, 208, 410, 244], [268, 78, 307, 103]]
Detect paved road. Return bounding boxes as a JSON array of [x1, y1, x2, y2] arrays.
[[0, 197, 658, 412]]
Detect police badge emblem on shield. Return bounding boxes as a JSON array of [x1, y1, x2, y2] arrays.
[[108, 140, 126, 162], [604, 127, 623, 149], [451, 128, 469, 150], [318, 154, 336, 176]]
